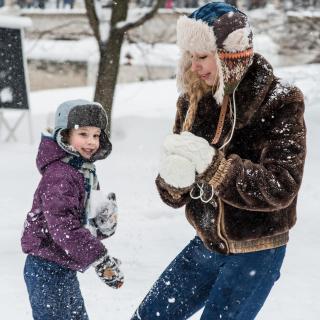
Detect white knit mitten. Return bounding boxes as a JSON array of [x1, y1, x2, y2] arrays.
[[162, 132, 216, 174], [159, 154, 195, 188]]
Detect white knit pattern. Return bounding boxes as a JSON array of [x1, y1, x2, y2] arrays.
[[162, 132, 216, 174], [159, 154, 195, 188]]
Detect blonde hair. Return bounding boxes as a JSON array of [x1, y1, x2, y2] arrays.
[[182, 67, 219, 131]]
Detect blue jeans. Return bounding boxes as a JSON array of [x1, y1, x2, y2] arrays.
[[132, 236, 286, 320], [24, 255, 89, 320]]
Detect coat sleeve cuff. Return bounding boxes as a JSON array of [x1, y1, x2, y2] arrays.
[[196, 151, 233, 189], [157, 175, 192, 198], [91, 249, 108, 268], [209, 157, 233, 189], [155, 175, 192, 208]]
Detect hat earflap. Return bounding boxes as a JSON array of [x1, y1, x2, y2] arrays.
[[55, 129, 79, 157], [176, 51, 192, 94], [176, 47, 225, 106], [176, 16, 225, 105], [214, 54, 225, 105]]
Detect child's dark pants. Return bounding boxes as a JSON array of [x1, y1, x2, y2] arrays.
[[24, 255, 89, 320]]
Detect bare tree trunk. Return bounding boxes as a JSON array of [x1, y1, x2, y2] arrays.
[[94, 0, 128, 136], [94, 30, 124, 136], [85, 0, 166, 136]]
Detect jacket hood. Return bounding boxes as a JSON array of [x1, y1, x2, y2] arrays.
[[176, 2, 254, 104], [36, 135, 67, 174]]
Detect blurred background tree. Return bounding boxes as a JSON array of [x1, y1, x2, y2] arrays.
[[84, 0, 166, 135]]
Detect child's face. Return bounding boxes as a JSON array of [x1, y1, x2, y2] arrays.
[[68, 126, 101, 160], [190, 51, 218, 86]]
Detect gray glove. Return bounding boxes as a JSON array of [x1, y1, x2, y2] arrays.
[[95, 254, 124, 289], [92, 192, 118, 237]]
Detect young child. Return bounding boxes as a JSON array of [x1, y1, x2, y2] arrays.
[[21, 99, 123, 320]]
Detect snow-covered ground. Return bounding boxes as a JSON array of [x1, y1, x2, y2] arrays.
[[0, 63, 319, 319]]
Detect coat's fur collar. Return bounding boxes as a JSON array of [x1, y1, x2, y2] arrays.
[[235, 53, 304, 129], [177, 54, 275, 131], [234, 53, 274, 128]]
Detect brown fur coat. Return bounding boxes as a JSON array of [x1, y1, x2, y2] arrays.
[[156, 53, 306, 254]]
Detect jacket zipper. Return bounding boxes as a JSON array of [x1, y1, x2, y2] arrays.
[[217, 198, 230, 253]]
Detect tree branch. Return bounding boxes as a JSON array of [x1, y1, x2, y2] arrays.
[[25, 21, 92, 54], [84, 0, 101, 43], [117, 0, 166, 34]]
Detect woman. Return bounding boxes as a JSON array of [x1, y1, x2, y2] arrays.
[[132, 2, 306, 319]]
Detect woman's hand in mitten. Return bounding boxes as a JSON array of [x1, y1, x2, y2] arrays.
[[180, 131, 217, 174], [162, 132, 216, 174], [159, 154, 195, 189], [95, 254, 124, 289]]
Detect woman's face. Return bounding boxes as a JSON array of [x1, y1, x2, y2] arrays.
[[190, 52, 218, 86]]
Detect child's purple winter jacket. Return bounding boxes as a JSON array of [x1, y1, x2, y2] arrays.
[[21, 136, 106, 272]]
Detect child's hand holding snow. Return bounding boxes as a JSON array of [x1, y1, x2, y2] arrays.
[[89, 192, 118, 237]]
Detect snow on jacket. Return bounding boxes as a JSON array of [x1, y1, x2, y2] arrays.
[[156, 53, 306, 255], [21, 136, 106, 271]]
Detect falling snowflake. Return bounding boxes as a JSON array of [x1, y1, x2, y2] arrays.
[[249, 270, 256, 276], [168, 297, 175, 303], [0, 87, 13, 103]]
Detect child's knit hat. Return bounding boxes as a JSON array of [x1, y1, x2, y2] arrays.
[[176, 2, 254, 104], [53, 99, 112, 161]]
